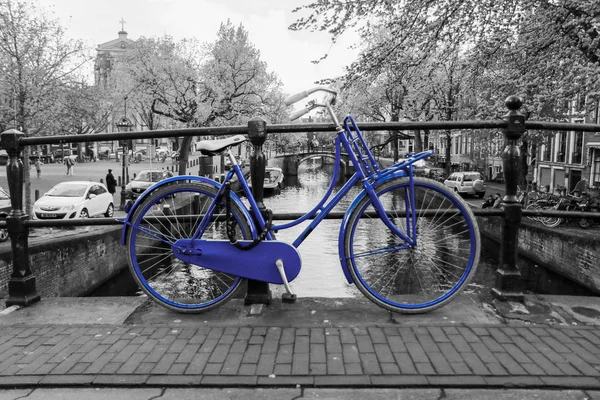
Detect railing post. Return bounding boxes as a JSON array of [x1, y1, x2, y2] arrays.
[[492, 96, 525, 302], [245, 117, 272, 306], [0, 129, 40, 307]]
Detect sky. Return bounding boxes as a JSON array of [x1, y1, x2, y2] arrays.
[[36, 0, 360, 95]]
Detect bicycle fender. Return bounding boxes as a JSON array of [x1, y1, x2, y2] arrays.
[[120, 175, 253, 245], [337, 173, 407, 284]]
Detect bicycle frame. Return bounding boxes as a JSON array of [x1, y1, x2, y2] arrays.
[[121, 86, 479, 314], [190, 115, 434, 251]]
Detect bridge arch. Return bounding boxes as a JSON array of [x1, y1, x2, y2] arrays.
[[271, 152, 352, 176]]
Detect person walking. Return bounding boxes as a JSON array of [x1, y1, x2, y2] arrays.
[[106, 169, 117, 196], [65, 156, 74, 175], [34, 159, 42, 178]]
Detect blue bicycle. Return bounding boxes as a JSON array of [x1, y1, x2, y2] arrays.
[[121, 87, 480, 314]]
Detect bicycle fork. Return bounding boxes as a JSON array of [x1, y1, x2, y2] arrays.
[[363, 176, 417, 247]]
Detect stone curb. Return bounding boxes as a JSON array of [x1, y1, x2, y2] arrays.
[[0, 374, 598, 389]]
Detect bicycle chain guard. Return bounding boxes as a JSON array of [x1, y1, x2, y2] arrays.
[[172, 239, 302, 284]]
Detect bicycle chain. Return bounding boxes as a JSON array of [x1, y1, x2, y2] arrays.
[[221, 183, 272, 251]]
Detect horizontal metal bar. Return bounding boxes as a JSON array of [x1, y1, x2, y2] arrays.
[[16, 119, 600, 147], [17, 208, 600, 229]]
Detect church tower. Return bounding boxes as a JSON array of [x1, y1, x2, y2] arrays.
[[94, 19, 135, 89]]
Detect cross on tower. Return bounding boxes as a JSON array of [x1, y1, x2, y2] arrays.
[[119, 18, 126, 31]]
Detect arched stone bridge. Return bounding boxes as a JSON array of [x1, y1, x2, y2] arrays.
[[268, 151, 353, 176]]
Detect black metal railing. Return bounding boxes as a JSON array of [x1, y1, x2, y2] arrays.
[[2, 96, 600, 307]]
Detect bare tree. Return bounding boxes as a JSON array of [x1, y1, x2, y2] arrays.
[[0, 0, 89, 215]]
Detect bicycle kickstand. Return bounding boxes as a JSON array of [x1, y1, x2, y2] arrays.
[[275, 259, 297, 303]]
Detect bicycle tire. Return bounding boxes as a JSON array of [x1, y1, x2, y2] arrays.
[[524, 202, 542, 221], [343, 177, 480, 313], [125, 181, 252, 313], [540, 204, 562, 227]]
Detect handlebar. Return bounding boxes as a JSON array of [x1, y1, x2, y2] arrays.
[[284, 87, 338, 106], [289, 107, 312, 121], [285, 87, 339, 123]]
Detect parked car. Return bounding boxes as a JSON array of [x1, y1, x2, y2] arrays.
[[32, 181, 114, 220], [493, 171, 505, 183], [125, 169, 175, 200], [0, 186, 10, 242], [0, 186, 10, 215], [132, 150, 146, 163], [443, 171, 486, 198], [0, 150, 8, 166], [154, 147, 170, 158]]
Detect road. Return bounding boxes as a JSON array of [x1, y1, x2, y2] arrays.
[[0, 156, 195, 213]]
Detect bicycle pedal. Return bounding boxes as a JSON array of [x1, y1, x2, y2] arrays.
[[282, 293, 297, 303]]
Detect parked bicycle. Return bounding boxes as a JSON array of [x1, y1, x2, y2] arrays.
[[120, 87, 480, 314], [524, 186, 600, 228]]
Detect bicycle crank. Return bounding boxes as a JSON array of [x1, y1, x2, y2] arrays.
[[172, 239, 302, 284]]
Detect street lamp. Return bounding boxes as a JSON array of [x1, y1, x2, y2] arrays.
[[115, 116, 133, 210]]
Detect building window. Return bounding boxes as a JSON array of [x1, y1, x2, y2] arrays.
[[593, 153, 600, 187], [542, 139, 552, 162], [573, 132, 583, 164], [556, 131, 566, 163]]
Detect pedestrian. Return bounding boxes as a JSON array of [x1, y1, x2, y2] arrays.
[[34, 159, 42, 178], [492, 192, 503, 209], [106, 169, 117, 196], [482, 194, 495, 209], [65, 156, 74, 175]]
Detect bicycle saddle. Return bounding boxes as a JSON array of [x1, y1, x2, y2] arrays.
[[197, 135, 247, 156]]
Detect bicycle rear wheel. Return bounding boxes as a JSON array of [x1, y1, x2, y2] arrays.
[[343, 177, 480, 313], [125, 181, 252, 313]]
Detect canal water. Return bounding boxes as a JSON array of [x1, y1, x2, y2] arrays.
[[89, 159, 596, 300]]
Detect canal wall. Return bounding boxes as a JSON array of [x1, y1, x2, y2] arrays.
[[0, 226, 127, 298], [478, 217, 600, 294]]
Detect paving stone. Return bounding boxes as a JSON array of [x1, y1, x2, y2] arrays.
[[256, 353, 276, 376], [415, 362, 436, 375], [275, 344, 293, 364], [167, 363, 188, 375], [273, 363, 291, 375], [427, 327, 450, 343], [326, 353, 344, 375], [310, 328, 325, 344], [393, 352, 418, 374], [220, 353, 243, 375], [294, 336, 309, 354], [291, 353, 309, 375], [368, 327, 386, 344], [184, 352, 210, 375]]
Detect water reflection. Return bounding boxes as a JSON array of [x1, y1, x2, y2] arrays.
[[259, 162, 359, 298]]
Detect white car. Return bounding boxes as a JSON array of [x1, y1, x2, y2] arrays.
[[443, 171, 487, 198], [33, 181, 114, 220]]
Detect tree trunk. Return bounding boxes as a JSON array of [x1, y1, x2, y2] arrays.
[[178, 136, 192, 176], [413, 129, 423, 153], [390, 112, 399, 161]]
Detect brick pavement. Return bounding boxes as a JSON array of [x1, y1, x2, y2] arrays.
[[1, 321, 600, 389]]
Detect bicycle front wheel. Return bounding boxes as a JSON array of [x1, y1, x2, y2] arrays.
[[125, 181, 252, 313], [343, 177, 480, 313]]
